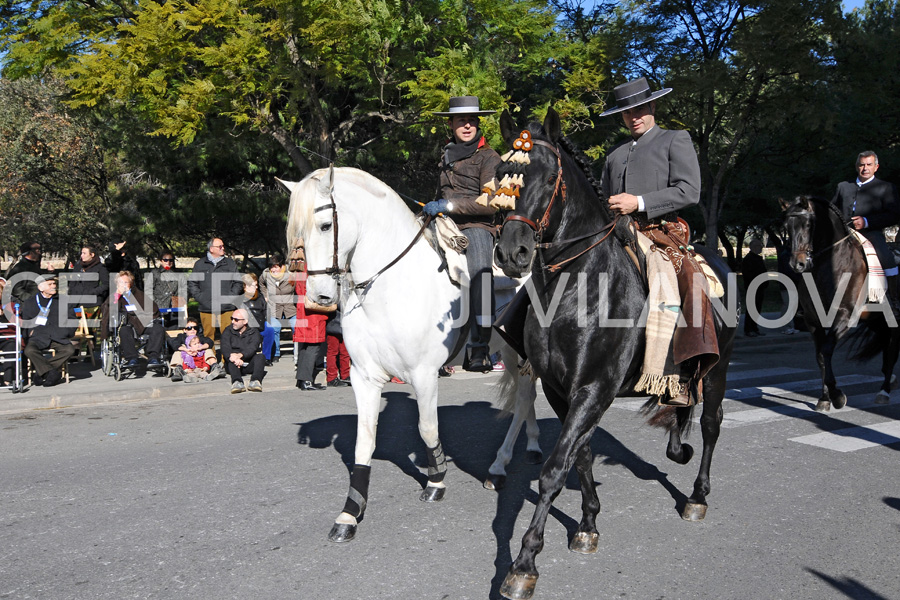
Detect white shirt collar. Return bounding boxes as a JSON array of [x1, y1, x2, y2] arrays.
[[857, 176, 875, 186]]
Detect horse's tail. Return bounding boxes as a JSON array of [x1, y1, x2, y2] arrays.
[[843, 313, 891, 361], [640, 399, 694, 435], [494, 364, 520, 417]]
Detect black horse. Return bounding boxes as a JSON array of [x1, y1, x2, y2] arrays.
[[783, 195, 899, 410], [492, 109, 737, 600]]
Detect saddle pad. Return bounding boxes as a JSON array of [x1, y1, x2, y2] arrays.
[[851, 230, 887, 302]]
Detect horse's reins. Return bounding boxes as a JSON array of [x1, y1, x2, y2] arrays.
[[501, 138, 619, 273], [306, 195, 433, 292]]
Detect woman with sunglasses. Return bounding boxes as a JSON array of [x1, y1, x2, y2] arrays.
[[150, 251, 186, 313], [166, 318, 222, 381]]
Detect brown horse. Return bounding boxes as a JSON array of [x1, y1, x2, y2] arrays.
[[783, 195, 899, 410]]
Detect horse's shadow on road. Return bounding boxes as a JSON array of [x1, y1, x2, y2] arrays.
[[295, 393, 682, 599]]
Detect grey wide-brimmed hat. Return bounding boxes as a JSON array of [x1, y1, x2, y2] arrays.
[[433, 96, 496, 117], [599, 77, 673, 117]]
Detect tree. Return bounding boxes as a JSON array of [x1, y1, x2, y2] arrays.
[[0, 77, 120, 257]]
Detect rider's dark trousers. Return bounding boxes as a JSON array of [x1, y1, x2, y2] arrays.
[[462, 227, 495, 348]]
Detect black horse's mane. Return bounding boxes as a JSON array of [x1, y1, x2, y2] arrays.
[[794, 195, 850, 234]]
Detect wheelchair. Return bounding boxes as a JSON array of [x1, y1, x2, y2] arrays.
[[100, 311, 171, 381]]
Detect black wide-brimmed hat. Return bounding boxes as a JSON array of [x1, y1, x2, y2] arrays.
[[599, 77, 673, 117], [433, 96, 496, 117]]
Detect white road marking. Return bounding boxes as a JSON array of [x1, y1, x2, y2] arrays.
[[725, 367, 811, 383], [790, 420, 900, 452]]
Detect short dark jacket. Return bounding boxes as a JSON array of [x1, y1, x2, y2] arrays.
[[437, 143, 502, 228], [21, 293, 75, 347], [221, 325, 262, 361], [600, 126, 701, 220], [187, 256, 243, 313], [831, 177, 900, 231]]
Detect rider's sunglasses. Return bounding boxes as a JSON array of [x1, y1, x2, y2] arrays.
[[161, 258, 174, 262], [184, 325, 197, 330]]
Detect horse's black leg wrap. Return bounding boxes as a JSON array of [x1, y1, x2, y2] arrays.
[[341, 464, 371, 519], [426, 441, 447, 484]]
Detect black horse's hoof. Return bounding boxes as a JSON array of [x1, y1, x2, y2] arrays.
[[500, 571, 538, 600], [419, 485, 445, 502], [832, 391, 847, 409], [524, 450, 543, 464], [875, 390, 890, 405], [569, 531, 599, 554], [327, 522, 357, 543], [682, 502, 708, 521], [814, 399, 831, 412], [484, 474, 506, 491]]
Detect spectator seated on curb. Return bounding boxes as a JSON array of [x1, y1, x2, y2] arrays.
[[221, 308, 265, 393], [167, 317, 222, 382]]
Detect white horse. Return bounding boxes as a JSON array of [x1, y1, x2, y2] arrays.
[[281, 166, 540, 542]]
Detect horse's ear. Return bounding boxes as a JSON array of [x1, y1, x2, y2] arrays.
[[276, 178, 299, 194], [500, 110, 517, 146], [318, 165, 335, 196], [543, 108, 561, 144]]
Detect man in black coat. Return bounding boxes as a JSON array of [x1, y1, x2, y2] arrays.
[[831, 150, 900, 306], [220, 307, 265, 393], [22, 274, 76, 386], [188, 237, 243, 344], [4, 241, 51, 304]]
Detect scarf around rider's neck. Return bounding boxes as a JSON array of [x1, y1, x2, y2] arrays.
[[443, 133, 484, 167], [207, 252, 224, 265]]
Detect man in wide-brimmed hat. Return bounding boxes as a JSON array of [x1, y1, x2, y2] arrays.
[[600, 77, 718, 407], [424, 96, 501, 372]]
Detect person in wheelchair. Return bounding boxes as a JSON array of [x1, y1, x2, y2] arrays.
[[99, 271, 165, 368]]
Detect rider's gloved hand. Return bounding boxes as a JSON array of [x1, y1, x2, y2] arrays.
[[423, 199, 453, 216]]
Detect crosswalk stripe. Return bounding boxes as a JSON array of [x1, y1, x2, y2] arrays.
[[726, 367, 811, 383], [612, 374, 884, 412], [790, 421, 900, 452]]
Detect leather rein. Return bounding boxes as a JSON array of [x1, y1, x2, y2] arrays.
[[501, 139, 618, 273], [305, 194, 433, 292]]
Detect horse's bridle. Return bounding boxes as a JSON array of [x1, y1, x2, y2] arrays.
[[502, 139, 566, 237], [786, 206, 853, 264], [305, 194, 433, 292], [500, 139, 618, 273], [305, 199, 349, 280]]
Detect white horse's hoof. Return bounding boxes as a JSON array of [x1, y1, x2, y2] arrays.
[[484, 474, 506, 491], [328, 522, 357, 543], [875, 390, 890, 405], [419, 485, 445, 502]]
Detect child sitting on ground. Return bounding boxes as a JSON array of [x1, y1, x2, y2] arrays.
[[173, 334, 221, 382]]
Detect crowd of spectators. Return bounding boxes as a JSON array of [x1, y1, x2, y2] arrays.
[[1, 236, 348, 393]]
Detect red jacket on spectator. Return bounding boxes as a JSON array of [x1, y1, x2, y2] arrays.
[[293, 274, 327, 344]]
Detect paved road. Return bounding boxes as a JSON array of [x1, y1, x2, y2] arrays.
[[2, 332, 899, 600]]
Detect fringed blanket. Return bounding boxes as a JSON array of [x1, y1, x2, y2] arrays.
[[422, 215, 469, 286], [633, 231, 682, 397], [851, 230, 888, 302]]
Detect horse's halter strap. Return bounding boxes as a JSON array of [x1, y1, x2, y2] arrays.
[[305, 200, 350, 279], [787, 208, 853, 262], [306, 195, 435, 292]]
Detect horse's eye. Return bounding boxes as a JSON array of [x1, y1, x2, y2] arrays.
[[321, 222, 332, 232]]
